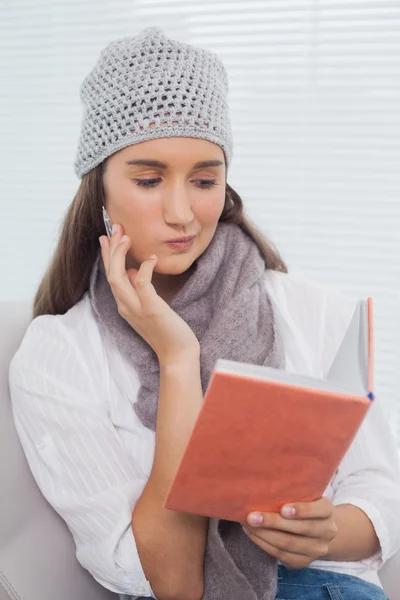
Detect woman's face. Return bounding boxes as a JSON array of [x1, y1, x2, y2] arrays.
[[102, 137, 226, 282]]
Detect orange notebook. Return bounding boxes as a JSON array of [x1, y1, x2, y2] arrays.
[[164, 298, 374, 523]]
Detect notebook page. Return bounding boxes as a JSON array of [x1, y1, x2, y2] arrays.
[[215, 359, 357, 396], [326, 299, 368, 396]]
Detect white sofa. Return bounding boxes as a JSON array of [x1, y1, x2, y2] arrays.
[[1, 301, 399, 599]]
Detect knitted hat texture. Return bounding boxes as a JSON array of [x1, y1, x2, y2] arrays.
[[74, 26, 233, 178]]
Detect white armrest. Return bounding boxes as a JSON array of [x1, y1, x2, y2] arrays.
[[378, 448, 400, 600], [379, 548, 400, 600]]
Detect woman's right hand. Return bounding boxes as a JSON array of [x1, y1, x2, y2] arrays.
[[99, 224, 200, 366]]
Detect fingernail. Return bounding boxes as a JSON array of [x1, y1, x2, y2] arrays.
[[242, 526, 251, 535], [118, 235, 128, 244], [112, 224, 118, 235], [98, 236, 105, 247], [282, 505, 296, 518], [149, 254, 157, 260], [248, 513, 263, 525]]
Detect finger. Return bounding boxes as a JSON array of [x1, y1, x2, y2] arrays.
[[131, 255, 159, 307], [281, 497, 333, 520], [247, 511, 330, 539], [107, 233, 132, 283], [99, 223, 121, 275], [106, 235, 143, 312], [101, 230, 133, 294], [126, 267, 139, 287], [242, 530, 312, 569], [108, 223, 125, 265], [243, 526, 329, 558], [247, 499, 330, 524], [101, 223, 130, 279], [99, 235, 110, 273], [242, 531, 280, 558]]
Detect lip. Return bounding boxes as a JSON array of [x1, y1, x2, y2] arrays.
[[165, 235, 196, 250], [165, 235, 196, 243]]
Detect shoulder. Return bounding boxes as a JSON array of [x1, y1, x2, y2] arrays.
[[9, 293, 105, 394], [11, 292, 100, 362], [264, 269, 356, 377]]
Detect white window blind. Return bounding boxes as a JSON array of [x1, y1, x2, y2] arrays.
[[1, 0, 399, 441]]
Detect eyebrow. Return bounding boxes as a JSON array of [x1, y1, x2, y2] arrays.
[[125, 159, 224, 169]]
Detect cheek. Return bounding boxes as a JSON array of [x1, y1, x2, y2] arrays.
[[195, 190, 225, 223], [119, 186, 159, 221]]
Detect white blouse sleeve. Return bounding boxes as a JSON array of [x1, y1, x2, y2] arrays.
[[9, 313, 156, 598], [320, 286, 400, 570]]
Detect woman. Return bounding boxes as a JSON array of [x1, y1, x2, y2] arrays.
[[9, 26, 400, 600]]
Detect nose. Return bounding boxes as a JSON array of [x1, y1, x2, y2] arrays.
[[163, 184, 195, 226]]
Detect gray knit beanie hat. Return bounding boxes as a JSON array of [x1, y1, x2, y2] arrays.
[[74, 26, 233, 178]]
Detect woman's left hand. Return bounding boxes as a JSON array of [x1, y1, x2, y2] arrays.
[[243, 497, 338, 569]]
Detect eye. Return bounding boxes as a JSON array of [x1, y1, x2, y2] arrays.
[[133, 178, 160, 188], [132, 178, 218, 189], [195, 180, 217, 189]]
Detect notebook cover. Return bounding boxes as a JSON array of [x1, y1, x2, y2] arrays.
[[163, 377, 371, 523], [367, 297, 374, 396]]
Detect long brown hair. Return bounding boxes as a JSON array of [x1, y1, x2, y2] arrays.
[[33, 161, 288, 318]]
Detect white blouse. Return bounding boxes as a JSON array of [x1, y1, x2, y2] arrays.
[[8, 269, 400, 599]]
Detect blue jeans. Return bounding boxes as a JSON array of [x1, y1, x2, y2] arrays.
[[136, 566, 388, 600], [276, 565, 388, 599]]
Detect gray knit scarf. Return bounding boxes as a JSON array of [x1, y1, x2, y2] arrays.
[[88, 221, 285, 600]]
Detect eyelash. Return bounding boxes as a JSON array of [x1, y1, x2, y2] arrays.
[[133, 178, 217, 190]]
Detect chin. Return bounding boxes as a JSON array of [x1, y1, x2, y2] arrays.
[[155, 255, 196, 275]]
